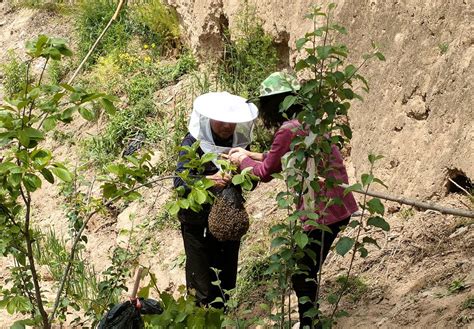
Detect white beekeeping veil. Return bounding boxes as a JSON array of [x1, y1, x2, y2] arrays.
[[188, 92, 258, 157]]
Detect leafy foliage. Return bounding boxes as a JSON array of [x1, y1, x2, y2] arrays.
[[128, 0, 181, 55], [0, 35, 160, 328]]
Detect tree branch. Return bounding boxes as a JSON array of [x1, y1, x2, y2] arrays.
[[49, 175, 178, 321]]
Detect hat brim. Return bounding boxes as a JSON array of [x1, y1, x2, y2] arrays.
[[193, 92, 259, 123]]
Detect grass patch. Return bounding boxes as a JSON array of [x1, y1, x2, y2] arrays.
[[217, 3, 278, 99], [1, 50, 28, 98]]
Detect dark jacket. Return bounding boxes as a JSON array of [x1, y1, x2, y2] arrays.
[[173, 133, 226, 226]]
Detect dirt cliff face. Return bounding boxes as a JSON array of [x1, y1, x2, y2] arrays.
[[167, 0, 474, 199]]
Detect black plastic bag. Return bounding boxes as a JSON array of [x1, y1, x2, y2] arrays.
[[98, 297, 163, 329]]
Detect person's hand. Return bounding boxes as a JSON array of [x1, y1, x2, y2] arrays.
[[229, 147, 264, 161], [206, 172, 231, 189], [228, 147, 250, 157], [228, 151, 248, 165]]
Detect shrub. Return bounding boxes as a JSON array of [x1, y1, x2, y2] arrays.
[[217, 3, 278, 98], [0, 51, 27, 97], [128, 0, 181, 55]]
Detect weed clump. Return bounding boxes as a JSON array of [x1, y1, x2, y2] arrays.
[[208, 186, 249, 241], [1, 51, 27, 97]]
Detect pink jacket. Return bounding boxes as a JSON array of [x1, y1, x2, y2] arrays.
[[240, 119, 358, 226]]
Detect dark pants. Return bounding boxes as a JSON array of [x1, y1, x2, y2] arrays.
[[292, 217, 350, 328], [180, 223, 240, 308]]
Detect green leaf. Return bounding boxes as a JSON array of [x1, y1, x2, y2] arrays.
[[17, 130, 30, 147], [280, 95, 297, 112], [269, 224, 286, 234], [344, 64, 356, 77], [51, 166, 72, 182], [361, 173, 374, 187], [200, 152, 216, 164], [348, 220, 360, 228], [358, 246, 368, 257], [271, 236, 289, 249], [23, 174, 42, 192], [316, 45, 331, 59], [294, 231, 309, 249], [232, 174, 245, 185], [42, 117, 57, 132], [100, 98, 117, 115], [373, 177, 388, 188], [368, 154, 384, 164], [102, 183, 117, 199], [362, 236, 380, 248], [335, 236, 354, 256], [60, 106, 77, 122], [375, 51, 386, 61], [25, 127, 44, 140], [8, 173, 22, 187], [327, 293, 338, 304], [178, 199, 190, 209], [296, 37, 308, 50], [40, 168, 55, 184], [367, 198, 385, 215], [167, 203, 180, 216], [344, 183, 362, 196], [78, 107, 95, 121], [295, 59, 309, 71], [367, 216, 390, 231], [125, 191, 141, 201], [193, 189, 207, 204], [31, 149, 51, 167]]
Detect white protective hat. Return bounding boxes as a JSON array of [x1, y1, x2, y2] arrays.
[[188, 92, 258, 159]]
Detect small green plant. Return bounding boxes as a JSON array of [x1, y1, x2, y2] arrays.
[[47, 59, 70, 85], [438, 42, 449, 54], [1, 50, 27, 97], [461, 296, 474, 310], [333, 275, 368, 303], [400, 207, 415, 220], [448, 279, 468, 294]]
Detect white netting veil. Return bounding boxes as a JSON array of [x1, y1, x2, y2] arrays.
[[188, 92, 258, 156]]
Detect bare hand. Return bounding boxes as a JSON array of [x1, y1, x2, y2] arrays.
[[228, 151, 247, 165], [207, 172, 231, 189], [228, 147, 250, 157], [229, 147, 264, 161]]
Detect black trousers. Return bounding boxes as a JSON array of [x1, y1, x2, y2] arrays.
[[292, 217, 350, 328], [180, 223, 240, 308]]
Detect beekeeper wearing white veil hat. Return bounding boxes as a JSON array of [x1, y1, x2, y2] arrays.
[[188, 91, 258, 163], [173, 91, 258, 309]]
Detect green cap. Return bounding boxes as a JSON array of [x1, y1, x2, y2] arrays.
[[259, 72, 301, 97]]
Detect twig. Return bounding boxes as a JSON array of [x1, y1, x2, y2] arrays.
[[448, 177, 473, 197], [67, 0, 125, 85], [49, 175, 180, 321]]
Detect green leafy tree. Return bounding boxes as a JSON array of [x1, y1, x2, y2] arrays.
[[0, 35, 155, 328]]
